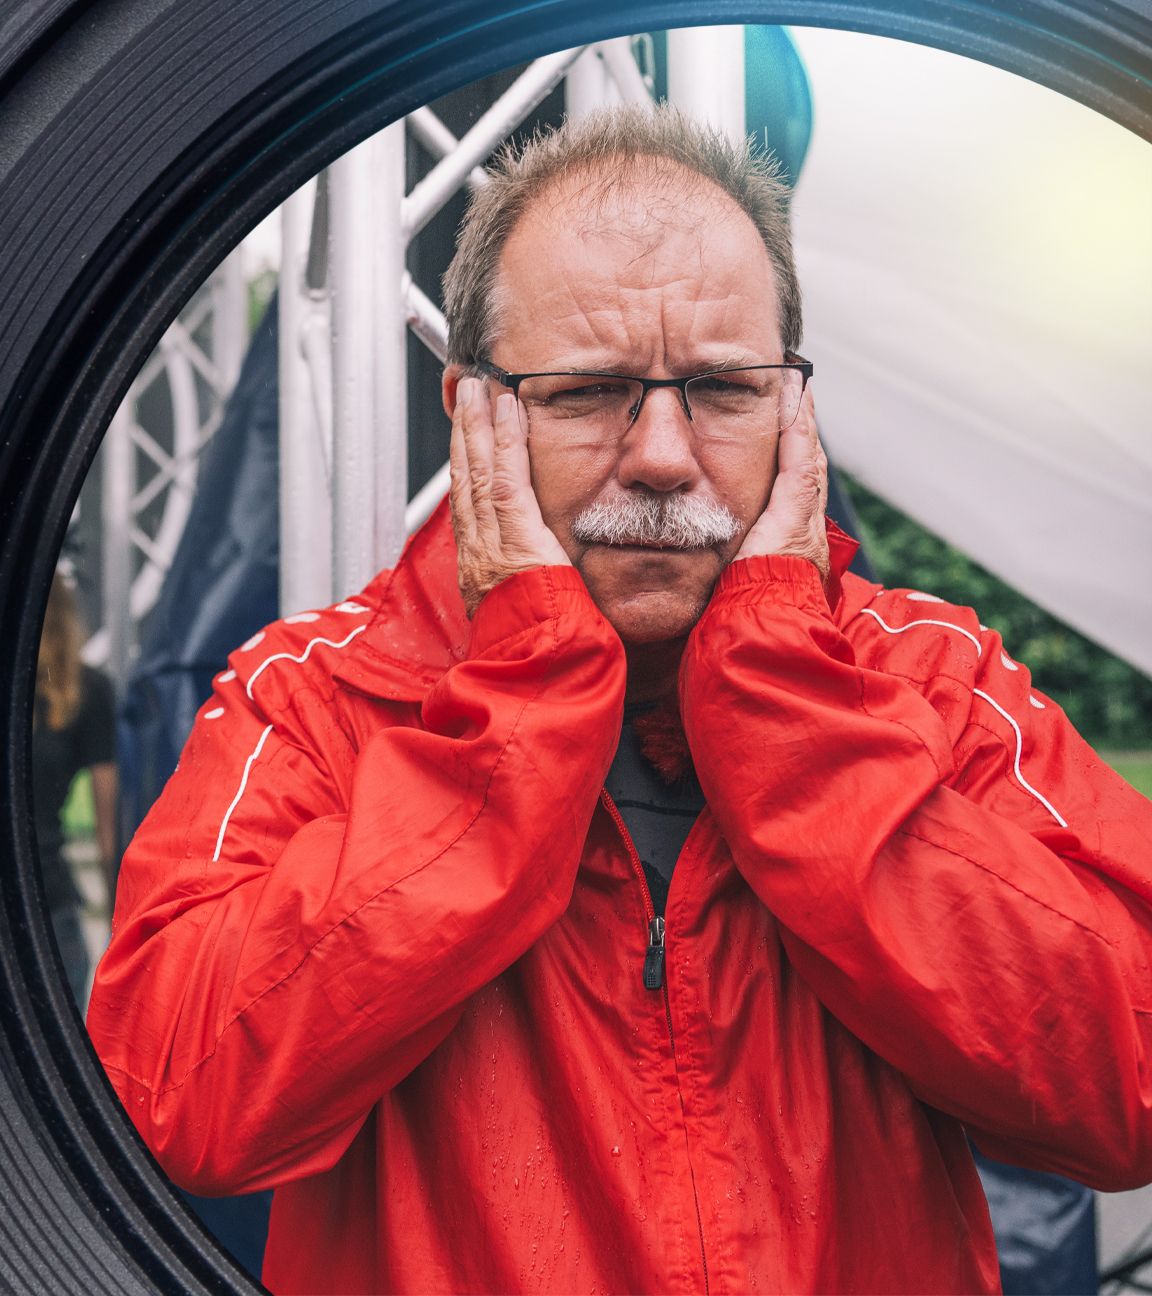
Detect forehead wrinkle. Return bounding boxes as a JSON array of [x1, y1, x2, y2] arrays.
[[495, 166, 780, 371]]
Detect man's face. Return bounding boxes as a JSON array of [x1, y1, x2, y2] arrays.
[[477, 171, 785, 645]]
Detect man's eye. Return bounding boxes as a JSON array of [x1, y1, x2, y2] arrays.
[[694, 376, 755, 395], [556, 380, 628, 398], [534, 379, 634, 414], [559, 384, 608, 399]]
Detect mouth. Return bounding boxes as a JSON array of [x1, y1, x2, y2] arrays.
[[599, 540, 704, 552]]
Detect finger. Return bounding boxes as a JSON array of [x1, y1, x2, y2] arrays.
[[448, 383, 478, 549], [800, 385, 828, 512], [458, 378, 499, 538], [814, 434, 829, 513], [491, 394, 542, 524], [774, 394, 819, 484], [750, 386, 822, 538]]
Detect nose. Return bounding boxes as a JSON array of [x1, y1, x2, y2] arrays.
[[616, 386, 702, 494]]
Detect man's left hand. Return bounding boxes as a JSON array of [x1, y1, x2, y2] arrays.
[[734, 385, 830, 582], [450, 378, 572, 618]]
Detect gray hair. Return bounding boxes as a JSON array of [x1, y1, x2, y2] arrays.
[[442, 103, 802, 370]]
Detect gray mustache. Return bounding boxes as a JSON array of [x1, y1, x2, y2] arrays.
[[570, 493, 741, 549]]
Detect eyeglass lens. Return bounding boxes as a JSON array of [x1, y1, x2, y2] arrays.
[[515, 369, 805, 444]]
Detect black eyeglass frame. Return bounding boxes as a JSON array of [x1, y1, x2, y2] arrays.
[[478, 357, 814, 426]]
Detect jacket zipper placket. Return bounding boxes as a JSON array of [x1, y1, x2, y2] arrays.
[[600, 789, 710, 1296]]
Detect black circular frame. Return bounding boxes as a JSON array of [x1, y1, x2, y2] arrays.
[[0, 2, 1149, 1292]]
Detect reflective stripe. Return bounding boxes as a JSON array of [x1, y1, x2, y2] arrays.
[[213, 725, 274, 861], [246, 625, 368, 700], [859, 607, 983, 657], [973, 689, 1067, 828]]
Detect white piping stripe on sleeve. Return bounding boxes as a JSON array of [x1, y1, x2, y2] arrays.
[[972, 689, 1068, 828], [246, 625, 368, 700], [213, 724, 274, 861], [860, 607, 982, 657]]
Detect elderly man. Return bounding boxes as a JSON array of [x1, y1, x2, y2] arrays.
[[89, 106, 1152, 1295]]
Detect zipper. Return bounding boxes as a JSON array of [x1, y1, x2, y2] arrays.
[[643, 916, 665, 990], [599, 789, 710, 1294], [600, 790, 656, 970]]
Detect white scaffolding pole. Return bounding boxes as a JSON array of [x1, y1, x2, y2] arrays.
[[374, 122, 409, 573], [329, 141, 379, 600], [101, 406, 133, 690], [93, 247, 249, 679], [667, 26, 746, 141], [568, 38, 656, 119], [566, 46, 624, 118], [212, 250, 249, 397], [402, 48, 584, 242], [280, 46, 614, 607], [279, 177, 333, 616], [598, 38, 656, 109]]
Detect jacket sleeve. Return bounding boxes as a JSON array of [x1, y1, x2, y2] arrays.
[[680, 554, 1152, 1190], [87, 567, 625, 1195]]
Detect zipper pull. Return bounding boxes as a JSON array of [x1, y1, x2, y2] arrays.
[[643, 916, 665, 990]]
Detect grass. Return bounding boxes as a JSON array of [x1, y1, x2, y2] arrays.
[[1097, 754, 1152, 802]]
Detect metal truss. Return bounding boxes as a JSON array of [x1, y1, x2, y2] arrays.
[[96, 35, 665, 666], [92, 254, 249, 684]]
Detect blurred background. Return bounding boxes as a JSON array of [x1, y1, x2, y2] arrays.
[[36, 23, 1151, 1292]]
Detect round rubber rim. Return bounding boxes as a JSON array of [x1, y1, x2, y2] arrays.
[[0, 2, 1149, 1291]]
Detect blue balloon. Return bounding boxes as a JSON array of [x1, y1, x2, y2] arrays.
[[744, 26, 814, 186]]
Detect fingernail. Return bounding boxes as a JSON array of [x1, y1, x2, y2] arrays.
[[496, 393, 514, 420], [459, 378, 476, 409]]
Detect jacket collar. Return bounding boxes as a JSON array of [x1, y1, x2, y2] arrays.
[[332, 498, 471, 702], [333, 501, 868, 703]]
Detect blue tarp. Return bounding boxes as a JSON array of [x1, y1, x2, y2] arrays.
[[118, 295, 281, 845], [117, 299, 280, 1282]]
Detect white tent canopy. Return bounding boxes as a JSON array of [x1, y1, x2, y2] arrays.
[[788, 28, 1152, 674]]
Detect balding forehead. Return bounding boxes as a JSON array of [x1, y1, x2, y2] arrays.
[[526, 157, 758, 244], [491, 164, 784, 374], [441, 103, 802, 366]]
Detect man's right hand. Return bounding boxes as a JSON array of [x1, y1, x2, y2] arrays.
[[449, 377, 571, 618], [733, 385, 830, 584]]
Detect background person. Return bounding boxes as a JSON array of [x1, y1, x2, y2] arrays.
[[34, 571, 117, 1006]]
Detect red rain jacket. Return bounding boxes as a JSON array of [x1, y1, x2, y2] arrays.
[[89, 504, 1152, 1294]]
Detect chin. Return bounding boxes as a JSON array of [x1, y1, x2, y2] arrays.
[[598, 592, 711, 645], [575, 549, 720, 645], [575, 546, 723, 644]]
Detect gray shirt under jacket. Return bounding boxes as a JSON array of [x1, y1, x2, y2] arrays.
[[603, 701, 706, 918]]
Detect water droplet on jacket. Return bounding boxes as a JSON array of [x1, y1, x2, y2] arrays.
[[611, 1146, 621, 1156], [514, 1176, 519, 1188]]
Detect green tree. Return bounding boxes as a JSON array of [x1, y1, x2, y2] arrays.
[[841, 473, 1152, 749]]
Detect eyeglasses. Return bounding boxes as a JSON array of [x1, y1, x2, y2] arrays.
[[478, 357, 812, 445]]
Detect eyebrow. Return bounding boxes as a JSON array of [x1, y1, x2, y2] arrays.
[[531, 350, 775, 375]]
